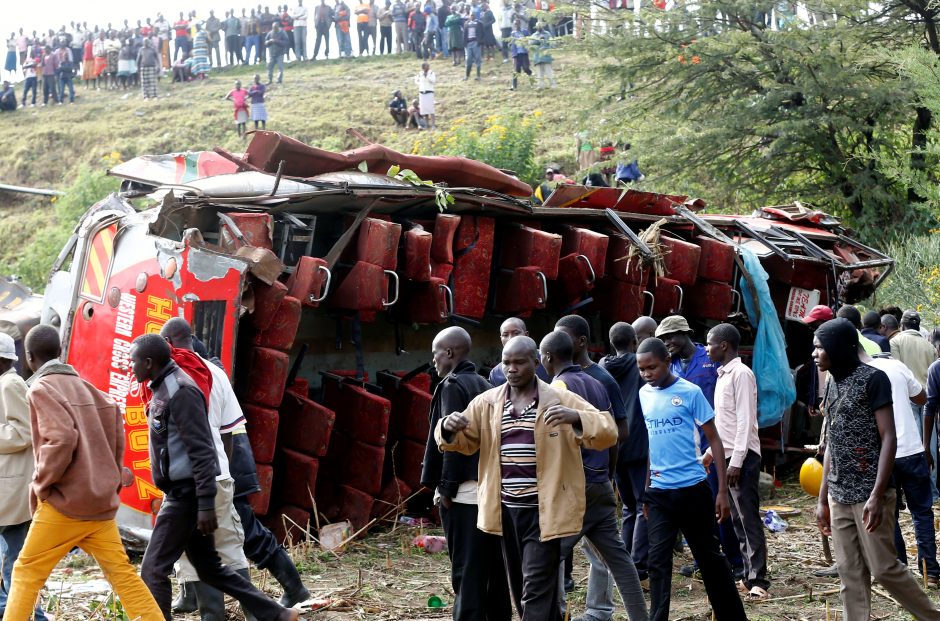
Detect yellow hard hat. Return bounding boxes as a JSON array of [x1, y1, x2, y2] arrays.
[[800, 457, 824, 497]]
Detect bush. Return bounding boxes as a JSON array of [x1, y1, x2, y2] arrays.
[[410, 112, 542, 185], [869, 234, 940, 326], [6, 154, 121, 292]]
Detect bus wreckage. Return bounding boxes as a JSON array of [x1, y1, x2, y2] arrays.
[[13, 130, 892, 544]]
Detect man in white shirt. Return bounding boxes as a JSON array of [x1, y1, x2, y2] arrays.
[[414, 62, 436, 128], [704, 323, 769, 600], [863, 348, 939, 587], [291, 0, 309, 59]]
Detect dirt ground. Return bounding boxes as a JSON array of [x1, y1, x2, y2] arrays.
[[41, 480, 938, 620]]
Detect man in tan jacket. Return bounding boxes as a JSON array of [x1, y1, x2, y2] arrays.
[[437, 335, 618, 621], [0, 334, 46, 621], [2, 325, 163, 621]]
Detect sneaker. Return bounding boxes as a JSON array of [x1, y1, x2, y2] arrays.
[[927, 575, 939, 588]]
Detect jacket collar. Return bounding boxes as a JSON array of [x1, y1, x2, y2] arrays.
[[149, 360, 179, 391], [450, 359, 478, 377], [26, 359, 78, 387], [486, 377, 561, 410]]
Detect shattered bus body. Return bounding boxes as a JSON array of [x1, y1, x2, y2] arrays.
[[37, 131, 892, 541]]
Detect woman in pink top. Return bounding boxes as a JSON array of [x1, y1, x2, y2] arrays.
[[223, 80, 250, 137]]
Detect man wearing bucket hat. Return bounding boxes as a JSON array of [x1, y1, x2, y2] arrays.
[[0, 333, 48, 621], [655, 315, 744, 581]]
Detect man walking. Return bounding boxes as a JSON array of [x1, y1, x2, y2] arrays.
[[635, 337, 746, 621], [131, 334, 298, 621], [463, 12, 482, 80], [437, 335, 618, 620], [539, 331, 648, 621], [161, 319, 310, 612], [600, 323, 650, 589], [814, 318, 940, 621], [2, 325, 163, 621], [704, 323, 770, 601], [421, 326, 511, 621], [0, 334, 48, 621], [265, 22, 290, 83]]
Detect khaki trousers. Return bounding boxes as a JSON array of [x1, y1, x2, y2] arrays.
[[176, 478, 247, 582], [830, 489, 940, 621]]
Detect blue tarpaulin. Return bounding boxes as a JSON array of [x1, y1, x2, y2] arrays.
[[738, 246, 797, 428]]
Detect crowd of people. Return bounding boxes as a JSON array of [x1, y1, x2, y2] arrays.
[[0, 0, 559, 113], [2, 287, 940, 620]]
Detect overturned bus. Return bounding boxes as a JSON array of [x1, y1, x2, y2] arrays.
[[34, 131, 893, 541]]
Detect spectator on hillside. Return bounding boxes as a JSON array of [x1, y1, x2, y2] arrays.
[[225, 79, 251, 137], [172, 51, 194, 82], [367, 0, 379, 53], [0, 81, 16, 111], [260, 6, 276, 62], [40, 46, 60, 105], [378, 0, 394, 54], [389, 89, 408, 126], [137, 37, 160, 99], [509, 20, 531, 91], [356, 0, 373, 55], [4, 35, 15, 79], [446, 7, 464, 66], [279, 6, 295, 61], [410, 6, 426, 58], [173, 12, 191, 61], [21, 57, 38, 106], [422, 7, 438, 59], [191, 24, 211, 79], [291, 0, 309, 60], [414, 61, 436, 128], [154, 13, 171, 68], [500, 3, 514, 61], [454, 13, 483, 81], [56, 43, 76, 103], [529, 23, 554, 89], [225, 10, 243, 65], [206, 10, 223, 67], [314, 0, 334, 58], [336, 0, 354, 57], [81, 34, 95, 87], [265, 22, 289, 83], [116, 40, 134, 89], [249, 74, 268, 129], [407, 97, 426, 129], [480, 2, 498, 59], [392, 0, 408, 52], [16, 29, 28, 66]]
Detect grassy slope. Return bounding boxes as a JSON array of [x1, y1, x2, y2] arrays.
[[0, 50, 611, 280]]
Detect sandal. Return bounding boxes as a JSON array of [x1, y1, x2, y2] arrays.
[[746, 586, 770, 602], [736, 580, 748, 595]]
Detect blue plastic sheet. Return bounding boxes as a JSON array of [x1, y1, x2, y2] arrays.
[[738, 246, 797, 428]]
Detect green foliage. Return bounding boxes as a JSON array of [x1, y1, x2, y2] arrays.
[[410, 112, 543, 184], [2, 156, 121, 291], [563, 0, 940, 239], [387, 165, 456, 211], [869, 234, 940, 326]]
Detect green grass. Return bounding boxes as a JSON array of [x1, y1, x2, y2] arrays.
[[0, 50, 611, 290]]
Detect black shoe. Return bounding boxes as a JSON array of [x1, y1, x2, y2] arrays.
[[171, 581, 198, 614], [563, 577, 575, 593], [678, 564, 698, 578], [812, 564, 840, 578], [266, 546, 310, 607], [732, 566, 746, 582]]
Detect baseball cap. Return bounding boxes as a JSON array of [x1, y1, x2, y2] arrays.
[[802, 305, 834, 324], [0, 333, 18, 362], [655, 315, 692, 337]]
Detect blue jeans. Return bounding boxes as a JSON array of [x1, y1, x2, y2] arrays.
[[892, 452, 940, 577], [337, 30, 352, 56], [465, 41, 481, 70], [267, 53, 285, 83], [245, 34, 260, 63], [439, 27, 449, 56], [912, 402, 940, 500], [58, 75, 74, 103], [0, 521, 48, 620]]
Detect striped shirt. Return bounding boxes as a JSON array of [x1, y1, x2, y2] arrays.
[[500, 391, 539, 507]]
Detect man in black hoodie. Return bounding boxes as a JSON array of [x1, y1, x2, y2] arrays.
[[132, 334, 297, 621], [600, 322, 650, 586], [422, 326, 511, 621]]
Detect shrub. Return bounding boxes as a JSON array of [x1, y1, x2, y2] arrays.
[[869, 234, 940, 326], [411, 112, 542, 185]]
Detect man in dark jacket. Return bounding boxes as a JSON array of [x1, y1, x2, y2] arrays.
[[132, 334, 297, 621], [421, 326, 511, 621], [600, 322, 650, 585], [161, 319, 309, 614]]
